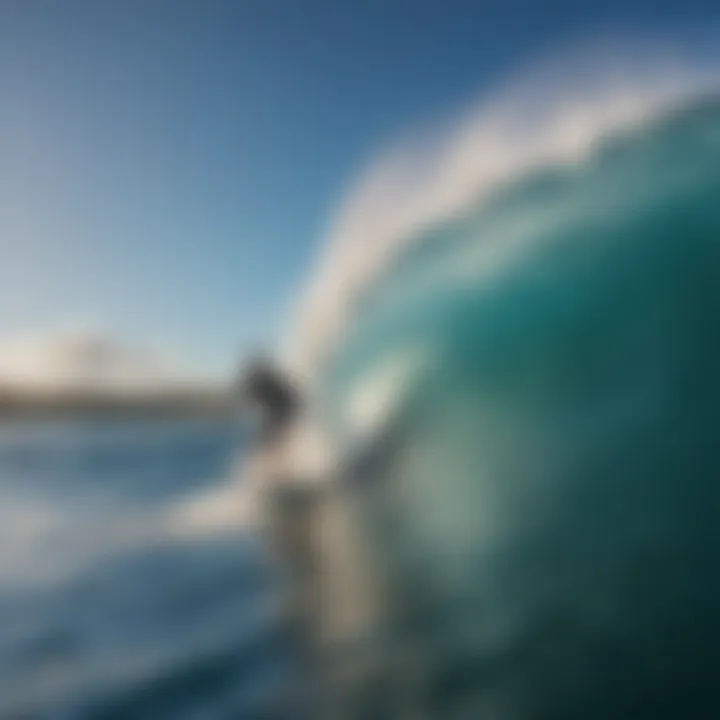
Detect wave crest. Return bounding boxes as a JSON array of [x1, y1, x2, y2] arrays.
[[289, 40, 718, 383]]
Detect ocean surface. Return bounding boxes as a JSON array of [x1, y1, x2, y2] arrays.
[[0, 420, 288, 719]]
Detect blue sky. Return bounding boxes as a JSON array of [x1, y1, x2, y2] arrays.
[[0, 0, 716, 377]]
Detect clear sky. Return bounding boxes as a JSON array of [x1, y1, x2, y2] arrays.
[[0, 0, 716, 378]]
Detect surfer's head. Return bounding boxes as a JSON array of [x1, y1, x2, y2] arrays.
[[236, 356, 300, 443]]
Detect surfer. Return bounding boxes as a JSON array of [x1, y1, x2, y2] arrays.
[[237, 358, 392, 718], [237, 358, 336, 715], [237, 357, 299, 443]]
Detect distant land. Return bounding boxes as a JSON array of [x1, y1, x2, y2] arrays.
[[0, 330, 236, 420], [0, 384, 235, 421]]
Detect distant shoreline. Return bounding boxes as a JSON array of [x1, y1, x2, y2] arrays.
[[0, 386, 235, 421]]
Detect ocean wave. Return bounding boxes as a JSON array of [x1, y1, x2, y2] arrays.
[[289, 40, 719, 385], [296, 44, 720, 716]]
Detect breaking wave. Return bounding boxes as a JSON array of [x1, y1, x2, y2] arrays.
[[289, 40, 720, 718]]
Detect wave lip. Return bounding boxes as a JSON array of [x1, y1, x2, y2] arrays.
[[289, 41, 719, 382]]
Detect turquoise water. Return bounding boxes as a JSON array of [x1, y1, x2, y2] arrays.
[[319, 99, 720, 717]]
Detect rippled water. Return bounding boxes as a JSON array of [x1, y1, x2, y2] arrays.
[[0, 420, 289, 719]]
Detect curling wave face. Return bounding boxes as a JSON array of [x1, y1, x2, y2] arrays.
[[291, 45, 717, 381], [305, 78, 720, 716]]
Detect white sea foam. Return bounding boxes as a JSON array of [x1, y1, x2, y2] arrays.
[[0, 476, 252, 590], [288, 40, 718, 384]]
